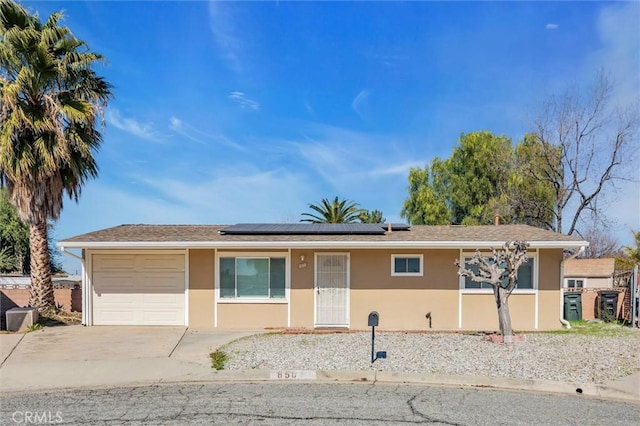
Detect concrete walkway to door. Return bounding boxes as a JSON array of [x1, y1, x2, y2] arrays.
[[0, 326, 264, 392]]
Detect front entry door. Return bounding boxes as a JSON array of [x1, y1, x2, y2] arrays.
[[315, 253, 349, 327]]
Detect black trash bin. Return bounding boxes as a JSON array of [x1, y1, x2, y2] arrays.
[[598, 290, 620, 321], [563, 292, 582, 321]]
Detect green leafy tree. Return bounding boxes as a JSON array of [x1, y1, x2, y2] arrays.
[[301, 197, 362, 223], [624, 231, 640, 264], [0, 187, 29, 273], [1, 0, 112, 310], [0, 247, 14, 271], [358, 209, 386, 224], [1, 188, 65, 274], [507, 134, 558, 228], [402, 132, 555, 227], [448, 132, 513, 225], [400, 160, 450, 225]]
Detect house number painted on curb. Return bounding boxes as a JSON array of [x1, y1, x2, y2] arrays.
[[270, 370, 317, 380]]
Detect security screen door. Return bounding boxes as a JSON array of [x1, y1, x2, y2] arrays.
[[315, 253, 349, 327]]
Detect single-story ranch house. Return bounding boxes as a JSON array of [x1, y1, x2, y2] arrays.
[[58, 223, 587, 331]]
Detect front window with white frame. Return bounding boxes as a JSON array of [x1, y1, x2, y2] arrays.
[[391, 254, 423, 276], [460, 253, 536, 292], [219, 255, 287, 299]]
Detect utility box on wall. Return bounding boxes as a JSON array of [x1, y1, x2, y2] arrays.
[[6, 307, 39, 332]]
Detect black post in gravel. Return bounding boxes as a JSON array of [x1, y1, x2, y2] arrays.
[[368, 311, 379, 364]]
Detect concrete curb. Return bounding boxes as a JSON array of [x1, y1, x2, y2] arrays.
[[2, 363, 638, 403], [372, 371, 639, 403], [169, 369, 640, 403]]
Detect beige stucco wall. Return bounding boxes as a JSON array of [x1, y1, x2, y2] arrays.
[[290, 249, 315, 328], [539, 248, 562, 330], [350, 249, 459, 330], [461, 294, 535, 331], [183, 247, 564, 331], [288, 249, 461, 330], [459, 249, 564, 331], [188, 249, 215, 328], [216, 303, 287, 328], [351, 289, 459, 330]]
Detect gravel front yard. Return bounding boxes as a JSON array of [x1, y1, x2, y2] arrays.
[[223, 330, 640, 384]]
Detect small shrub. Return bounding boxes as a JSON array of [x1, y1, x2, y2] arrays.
[[26, 323, 43, 332], [599, 309, 618, 323], [210, 350, 228, 370]]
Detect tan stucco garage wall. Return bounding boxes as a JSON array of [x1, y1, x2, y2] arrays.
[[188, 249, 215, 328], [216, 303, 287, 328]]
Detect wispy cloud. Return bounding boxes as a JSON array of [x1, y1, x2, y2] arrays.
[[365, 161, 425, 178], [288, 123, 427, 193], [106, 109, 161, 142], [304, 100, 316, 117], [140, 168, 314, 223], [592, 2, 640, 108], [591, 2, 640, 243], [168, 116, 248, 151], [351, 89, 370, 120], [228, 91, 260, 111], [545, 23, 559, 30], [208, 1, 243, 73]]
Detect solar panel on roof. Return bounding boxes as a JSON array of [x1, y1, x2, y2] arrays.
[[389, 223, 411, 231], [222, 223, 389, 235]]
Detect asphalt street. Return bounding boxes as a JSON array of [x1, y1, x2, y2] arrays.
[[1, 382, 639, 425]]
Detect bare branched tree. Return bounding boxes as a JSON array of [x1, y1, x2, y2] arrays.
[[455, 241, 529, 337], [528, 71, 639, 236], [581, 226, 621, 259]]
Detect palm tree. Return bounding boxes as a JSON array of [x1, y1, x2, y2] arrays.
[[358, 209, 386, 224], [0, 1, 112, 311], [301, 197, 362, 223]]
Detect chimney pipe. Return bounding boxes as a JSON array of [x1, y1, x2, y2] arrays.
[[494, 212, 500, 226], [387, 222, 392, 233]]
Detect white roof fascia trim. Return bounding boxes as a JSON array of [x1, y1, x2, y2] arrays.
[[58, 240, 589, 250]]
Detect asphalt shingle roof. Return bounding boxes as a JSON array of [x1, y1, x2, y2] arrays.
[[59, 224, 585, 248]]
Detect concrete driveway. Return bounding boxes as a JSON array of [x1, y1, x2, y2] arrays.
[[0, 325, 264, 391], [2, 326, 187, 364]]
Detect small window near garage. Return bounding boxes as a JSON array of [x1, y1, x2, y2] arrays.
[[220, 256, 286, 299], [566, 279, 584, 289], [391, 255, 423, 276]]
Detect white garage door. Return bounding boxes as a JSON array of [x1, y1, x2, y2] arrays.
[[92, 253, 186, 326]]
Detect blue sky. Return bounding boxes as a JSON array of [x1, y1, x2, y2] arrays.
[[23, 1, 639, 274]]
